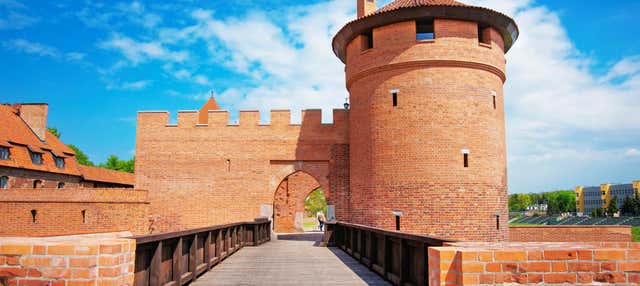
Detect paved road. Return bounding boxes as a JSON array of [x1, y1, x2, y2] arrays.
[[191, 232, 389, 286]]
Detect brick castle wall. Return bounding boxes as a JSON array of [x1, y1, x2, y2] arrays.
[[345, 18, 508, 241], [135, 109, 349, 233], [510, 226, 632, 242], [428, 241, 640, 285], [0, 232, 135, 286], [0, 189, 149, 237]]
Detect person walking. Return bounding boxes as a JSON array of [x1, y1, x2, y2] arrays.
[[317, 211, 327, 231]]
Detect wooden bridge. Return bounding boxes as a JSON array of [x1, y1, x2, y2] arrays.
[[132, 220, 448, 286]]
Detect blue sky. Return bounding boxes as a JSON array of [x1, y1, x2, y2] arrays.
[[1, 0, 639, 193]]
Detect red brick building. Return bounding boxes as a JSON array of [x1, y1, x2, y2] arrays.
[[0, 103, 134, 189], [136, 0, 518, 242]]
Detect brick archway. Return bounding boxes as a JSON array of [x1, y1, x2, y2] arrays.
[[272, 170, 325, 233]]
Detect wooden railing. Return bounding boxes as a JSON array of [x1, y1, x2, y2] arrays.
[[132, 219, 271, 286], [324, 221, 451, 286]]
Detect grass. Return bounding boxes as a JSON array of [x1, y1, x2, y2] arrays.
[[509, 223, 541, 226], [633, 227, 640, 242], [303, 221, 317, 228]]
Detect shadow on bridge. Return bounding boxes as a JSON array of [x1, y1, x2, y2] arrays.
[[190, 231, 389, 285], [276, 231, 323, 242]]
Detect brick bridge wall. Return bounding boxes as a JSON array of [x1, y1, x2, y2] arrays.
[[0, 232, 135, 286], [0, 189, 149, 236], [135, 109, 349, 233], [428, 240, 640, 285], [510, 226, 633, 242]]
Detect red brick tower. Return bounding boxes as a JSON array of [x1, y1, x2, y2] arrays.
[[333, 0, 518, 241]]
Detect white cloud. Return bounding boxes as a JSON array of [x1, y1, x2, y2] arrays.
[[0, 0, 38, 30], [2, 39, 59, 57], [65, 52, 86, 61], [107, 80, 152, 90], [100, 34, 188, 65], [2, 39, 90, 64], [627, 149, 640, 157], [77, 1, 161, 29]]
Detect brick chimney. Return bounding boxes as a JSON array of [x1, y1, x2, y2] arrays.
[[16, 103, 49, 141], [357, 0, 376, 18]]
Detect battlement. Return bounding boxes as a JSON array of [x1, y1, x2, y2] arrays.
[[138, 108, 350, 129]]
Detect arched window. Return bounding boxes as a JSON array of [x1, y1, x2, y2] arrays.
[[33, 180, 42, 189], [0, 176, 8, 189], [57, 182, 65, 189]]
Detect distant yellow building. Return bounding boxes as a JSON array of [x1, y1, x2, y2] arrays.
[[575, 181, 639, 215]]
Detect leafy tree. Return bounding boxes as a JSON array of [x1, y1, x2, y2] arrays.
[[99, 155, 135, 173], [621, 196, 633, 216], [47, 127, 61, 138], [595, 207, 604, 217], [67, 144, 95, 166], [304, 188, 326, 217], [545, 190, 576, 215], [607, 196, 619, 217], [508, 193, 533, 211]]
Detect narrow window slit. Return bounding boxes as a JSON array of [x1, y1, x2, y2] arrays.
[[82, 210, 87, 224], [493, 96, 496, 109], [392, 93, 398, 107], [226, 159, 231, 172], [31, 210, 37, 223], [464, 153, 469, 168]]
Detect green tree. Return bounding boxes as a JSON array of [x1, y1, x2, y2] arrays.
[[607, 196, 619, 217], [67, 144, 94, 166], [47, 127, 61, 138], [621, 196, 633, 216], [99, 155, 135, 173], [595, 207, 604, 217], [304, 188, 327, 217]]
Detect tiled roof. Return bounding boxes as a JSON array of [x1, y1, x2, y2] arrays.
[[0, 103, 137, 186], [375, 0, 466, 14], [79, 165, 135, 186], [0, 104, 80, 176]]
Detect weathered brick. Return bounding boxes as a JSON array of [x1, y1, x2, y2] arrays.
[[544, 273, 577, 283]]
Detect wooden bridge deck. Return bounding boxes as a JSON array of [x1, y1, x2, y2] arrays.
[[191, 232, 390, 285]]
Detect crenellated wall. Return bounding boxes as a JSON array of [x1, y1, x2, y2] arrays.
[[135, 108, 349, 233]]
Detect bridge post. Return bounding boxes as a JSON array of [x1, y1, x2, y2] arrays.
[[173, 238, 183, 285]]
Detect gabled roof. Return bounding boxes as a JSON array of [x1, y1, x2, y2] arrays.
[[78, 165, 135, 186], [0, 104, 80, 176]]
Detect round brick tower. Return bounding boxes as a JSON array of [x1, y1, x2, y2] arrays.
[[333, 0, 518, 241]]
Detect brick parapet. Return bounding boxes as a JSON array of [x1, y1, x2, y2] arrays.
[[510, 226, 632, 242], [0, 189, 149, 237], [428, 241, 640, 285], [0, 232, 135, 286]]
